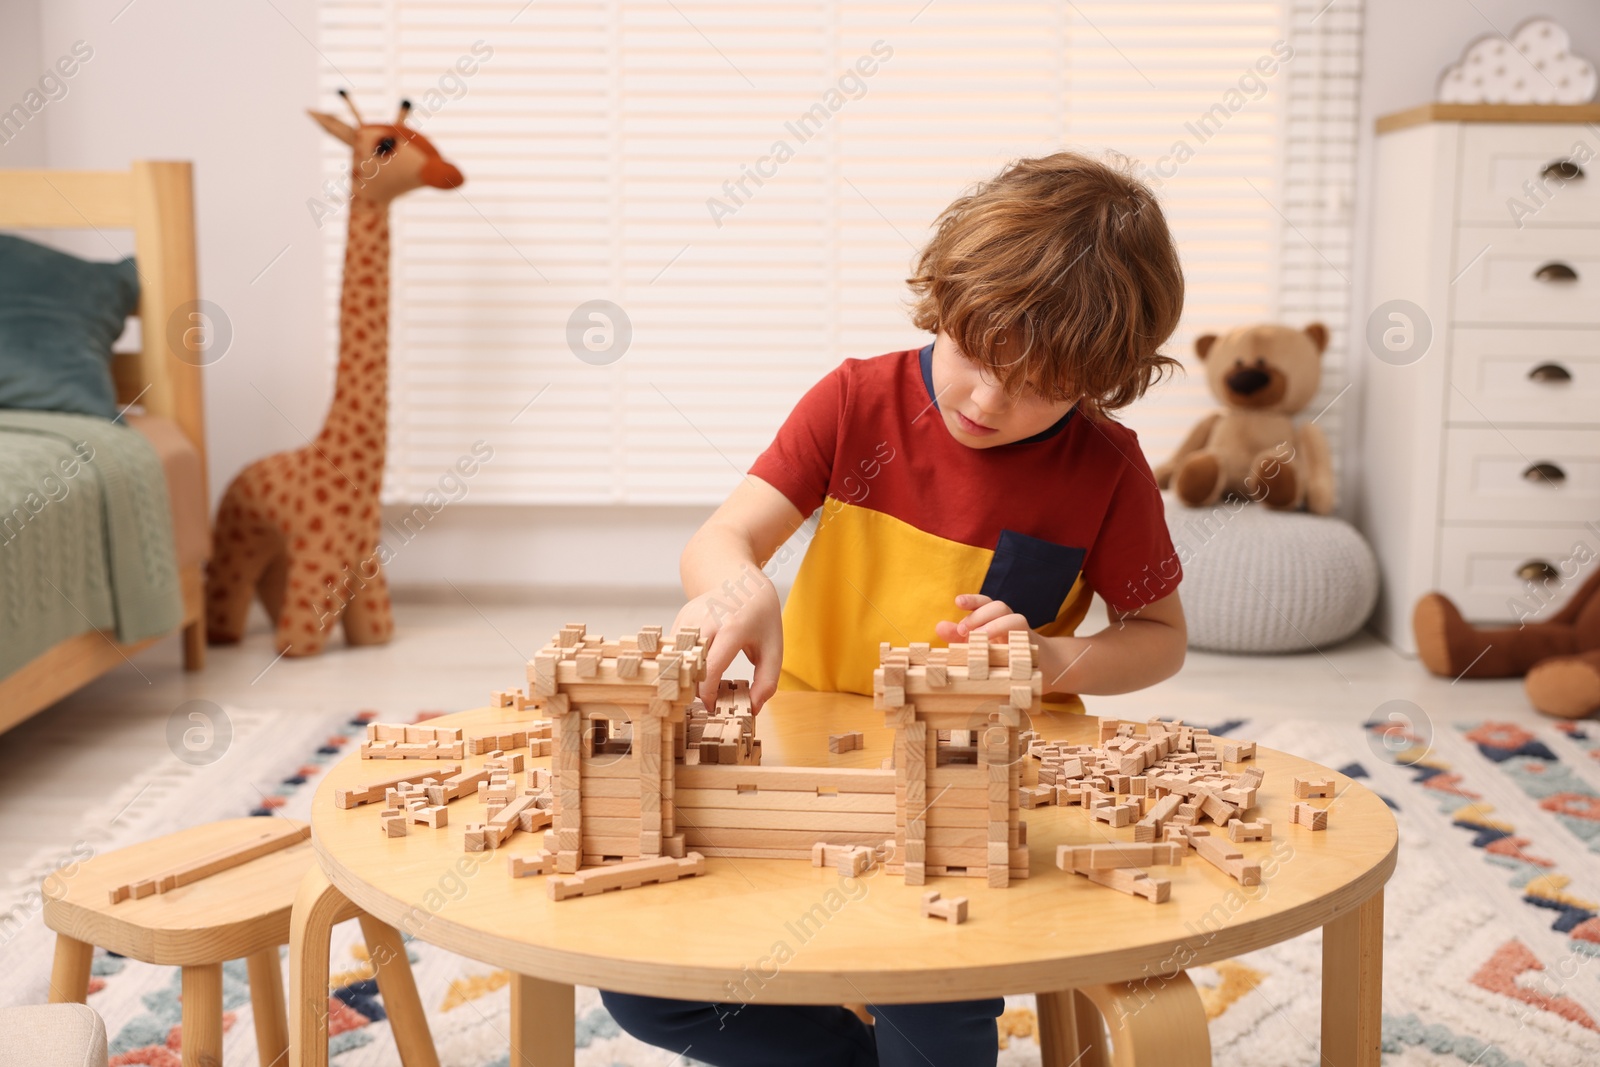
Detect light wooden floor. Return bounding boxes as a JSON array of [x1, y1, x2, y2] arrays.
[[0, 588, 1534, 873]]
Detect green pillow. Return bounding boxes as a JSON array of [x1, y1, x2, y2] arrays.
[[0, 234, 140, 419]]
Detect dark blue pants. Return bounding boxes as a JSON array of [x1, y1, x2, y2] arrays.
[[600, 990, 1004, 1067]]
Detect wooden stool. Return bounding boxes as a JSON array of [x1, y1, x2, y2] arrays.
[[42, 817, 437, 1067]]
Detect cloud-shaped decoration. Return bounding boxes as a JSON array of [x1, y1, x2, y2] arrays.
[[1437, 17, 1596, 105]]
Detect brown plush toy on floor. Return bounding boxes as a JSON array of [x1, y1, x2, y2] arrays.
[[1154, 322, 1335, 514], [1413, 570, 1600, 719]]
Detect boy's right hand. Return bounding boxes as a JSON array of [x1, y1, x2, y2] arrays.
[[670, 579, 784, 713]]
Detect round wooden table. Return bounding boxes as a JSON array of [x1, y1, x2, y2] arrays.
[[294, 694, 1396, 1067]]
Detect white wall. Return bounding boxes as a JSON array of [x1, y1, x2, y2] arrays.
[[1344, 0, 1600, 494], [0, 0, 46, 168], [27, 0, 330, 503]]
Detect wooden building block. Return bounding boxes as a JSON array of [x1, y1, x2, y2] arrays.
[[812, 841, 874, 875], [1134, 793, 1181, 839], [966, 633, 989, 680], [361, 739, 466, 760], [921, 890, 968, 925], [1294, 776, 1334, 799], [1055, 842, 1183, 872], [1293, 803, 1328, 830], [1190, 831, 1263, 885], [380, 811, 408, 838], [1090, 800, 1139, 828], [108, 823, 312, 904], [548, 853, 706, 901], [508, 851, 554, 878], [1018, 785, 1053, 809], [1197, 790, 1238, 825], [1222, 741, 1256, 762], [519, 808, 554, 834], [1086, 866, 1170, 903], [410, 805, 448, 829], [839, 846, 874, 877], [828, 732, 863, 754], [1227, 819, 1272, 842]]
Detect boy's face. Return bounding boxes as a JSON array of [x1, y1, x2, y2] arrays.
[[929, 332, 1078, 448]]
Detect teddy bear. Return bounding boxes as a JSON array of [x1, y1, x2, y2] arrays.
[[1414, 570, 1600, 719], [1154, 322, 1335, 515]]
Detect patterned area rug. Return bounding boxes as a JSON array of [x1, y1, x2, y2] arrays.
[[3, 708, 1598, 1065]]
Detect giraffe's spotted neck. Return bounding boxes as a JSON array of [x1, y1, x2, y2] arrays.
[[314, 198, 390, 494]]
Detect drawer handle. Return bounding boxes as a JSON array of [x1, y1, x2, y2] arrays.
[[1527, 361, 1574, 383], [1534, 262, 1579, 283], [1542, 159, 1586, 182], [1518, 560, 1559, 583], [1522, 461, 1566, 485]]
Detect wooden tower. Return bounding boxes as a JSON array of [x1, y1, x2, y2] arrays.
[[528, 623, 707, 874], [875, 631, 1040, 887]]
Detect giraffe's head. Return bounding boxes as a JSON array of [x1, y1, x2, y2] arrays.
[[309, 91, 465, 206]]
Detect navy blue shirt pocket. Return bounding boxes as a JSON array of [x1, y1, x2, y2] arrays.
[[979, 530, 1087, 629]]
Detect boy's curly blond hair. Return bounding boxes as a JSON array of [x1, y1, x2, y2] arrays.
[[907, 151, 1185, 420]]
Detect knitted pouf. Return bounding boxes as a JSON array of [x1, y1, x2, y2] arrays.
[[1161, 494, 1379, 654]]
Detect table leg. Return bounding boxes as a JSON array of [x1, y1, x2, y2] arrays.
[[1037, 989, 1109, 1067], [511, 972, 575, 1067], [246, 946, 291, 1067], [47, 935, 93, 1003], [1078, 971, 1210, 1067], [289, 865, 356, 1067], [1322, 888, 1383, 1067], [181, 963, 225, 1067], [358, 913, 440, 1067]]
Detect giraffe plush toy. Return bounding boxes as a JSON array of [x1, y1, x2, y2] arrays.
[[206, 93, 464, 656]]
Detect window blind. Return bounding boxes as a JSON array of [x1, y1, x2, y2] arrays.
[[316, 0, 1362, 504]]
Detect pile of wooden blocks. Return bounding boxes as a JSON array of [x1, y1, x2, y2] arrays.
[[827, 731, 864, 754], [1028, 718, 1279, 900], [361, 723, 465, 760], [379, 779, 450, 836], [1024, 718, 1264, 840], [464, 751, 552, 852], [467, 720, 552, 757], [336, 764, 462, 809], [683, 679, 761, 765], [424, 765, 495, 806]]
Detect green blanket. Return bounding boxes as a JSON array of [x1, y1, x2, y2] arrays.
[[0, 410, 183, 679]]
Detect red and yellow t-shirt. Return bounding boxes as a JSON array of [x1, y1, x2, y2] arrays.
[[749, 344, 1181, 697]]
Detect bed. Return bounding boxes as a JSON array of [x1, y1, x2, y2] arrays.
[[0, 161, 209, 734]]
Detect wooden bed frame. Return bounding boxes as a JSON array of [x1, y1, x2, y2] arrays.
[[0, 161, 209, 733]]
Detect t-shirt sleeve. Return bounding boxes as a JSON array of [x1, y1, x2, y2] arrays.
[[1082, 433, 1182, 615], [748, 362, 848, 516]]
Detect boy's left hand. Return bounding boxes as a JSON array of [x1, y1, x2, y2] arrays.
[[934, 593, 1030, 643]]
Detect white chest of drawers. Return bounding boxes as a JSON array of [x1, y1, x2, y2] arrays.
[[1359, 104, 1600, 654]]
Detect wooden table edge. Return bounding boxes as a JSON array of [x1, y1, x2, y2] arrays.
[[312, 832, 1397, 1004]]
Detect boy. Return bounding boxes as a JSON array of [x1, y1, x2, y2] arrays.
[[603, 151, 1188, 1066]]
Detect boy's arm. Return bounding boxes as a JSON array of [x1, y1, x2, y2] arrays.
[[674, 475, 806, 710], [938, 590, 1186, 696]]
